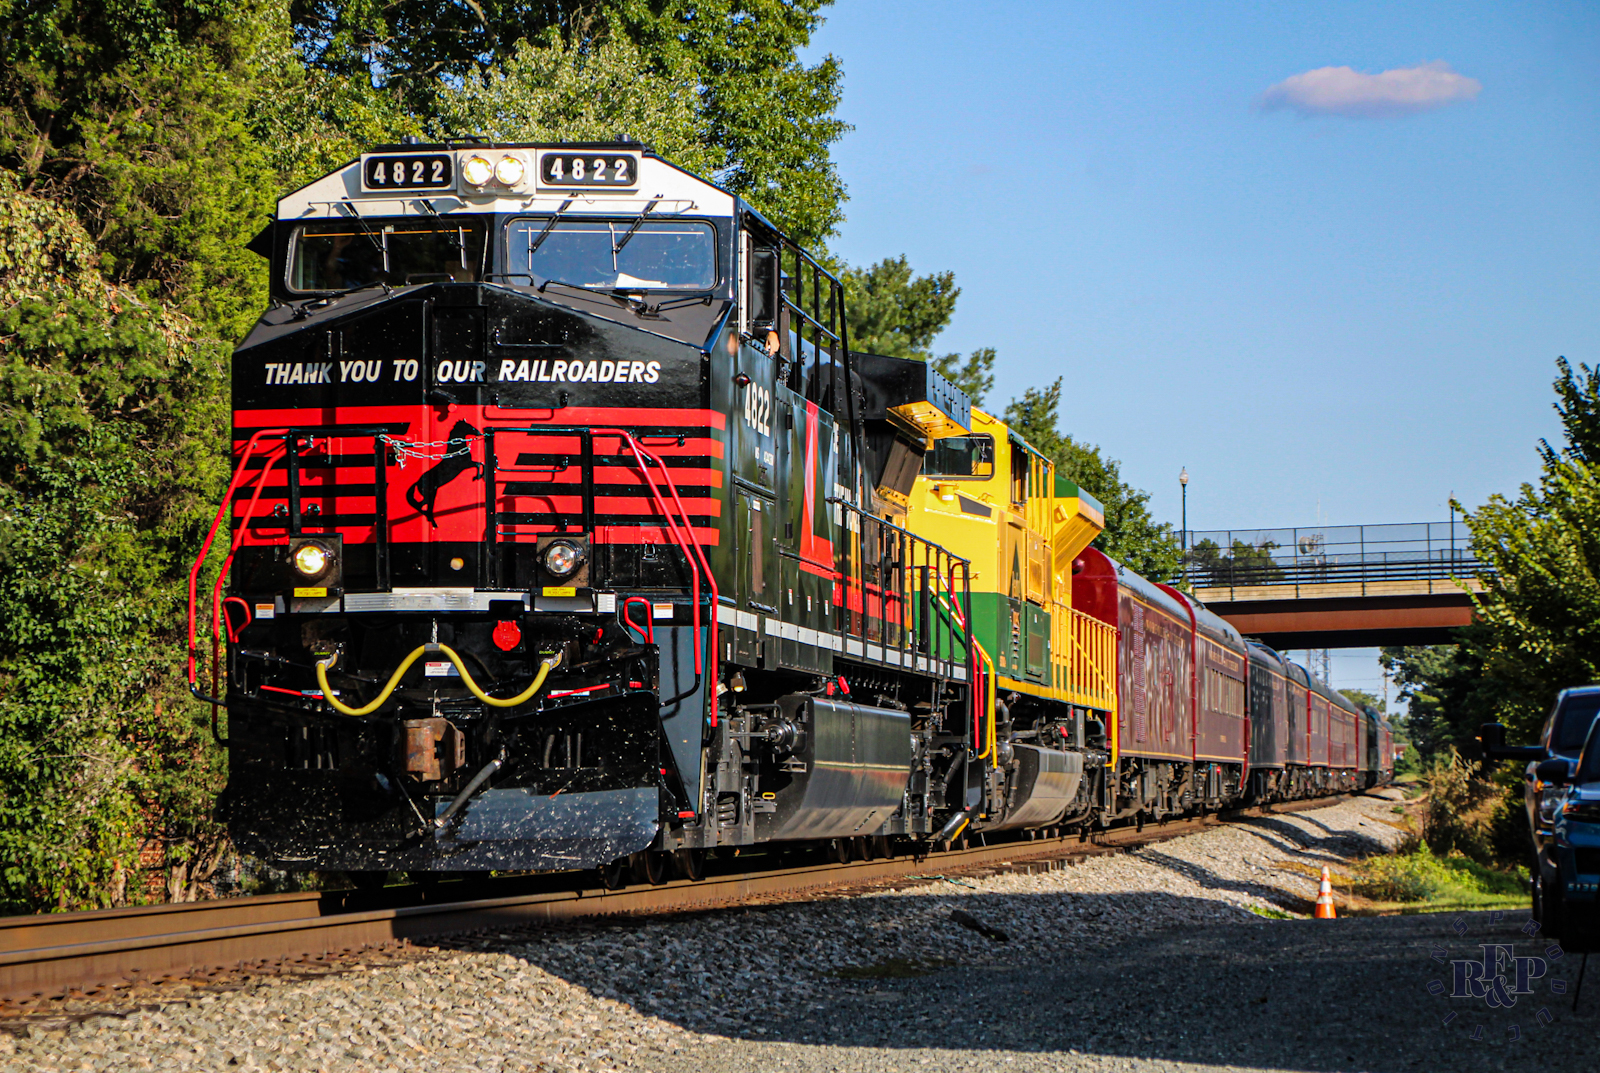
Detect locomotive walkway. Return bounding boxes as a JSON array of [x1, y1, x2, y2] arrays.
[[1185, 520, 1483, 648]]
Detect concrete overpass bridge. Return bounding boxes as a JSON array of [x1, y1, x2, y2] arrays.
[[1184, 521, 1482, 649]]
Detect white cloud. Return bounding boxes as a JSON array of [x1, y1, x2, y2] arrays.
[[1259, 61, 1481, 119]]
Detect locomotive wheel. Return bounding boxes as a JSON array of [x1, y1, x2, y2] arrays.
[[827, 838, 851, 864], [874, 835, 893, 859], [859, 836, 878, 861], [675, 848, 706, 881], [600, 858, 630, 891], [643, 851, 671, 886]]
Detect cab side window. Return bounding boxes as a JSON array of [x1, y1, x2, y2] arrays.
[[749, 246, 777, 330], [1010, 439, 1028, 505], [739, 228, 780, 343]]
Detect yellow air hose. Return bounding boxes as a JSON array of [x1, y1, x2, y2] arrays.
[[315, 645, 562, 716]]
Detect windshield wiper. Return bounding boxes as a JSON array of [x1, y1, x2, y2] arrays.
[[413, 199, 469, 257], [537, 278, 622, 300], [612, 199, 661, 255], [291, 279, 394, 320], [337, 199, 388, 269], [536, 279, 715, 319], [641, 292, 716, 315], [527, 198, 574, 257]]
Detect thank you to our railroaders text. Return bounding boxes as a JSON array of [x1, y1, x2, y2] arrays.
[[260, 359, 663, 386]]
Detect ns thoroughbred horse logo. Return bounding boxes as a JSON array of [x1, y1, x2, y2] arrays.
[[405, 420, 484, 526]]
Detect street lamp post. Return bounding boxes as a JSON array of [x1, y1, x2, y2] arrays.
[[1179, 468, 1189, 587]]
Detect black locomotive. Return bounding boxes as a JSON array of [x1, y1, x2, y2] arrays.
[[190, 142, 991, 879]]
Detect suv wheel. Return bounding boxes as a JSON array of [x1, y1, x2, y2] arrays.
[[1533, 865, 1565, 941]]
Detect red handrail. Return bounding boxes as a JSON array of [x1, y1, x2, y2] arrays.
[[589, 427, 720, 728], [621, 596, 655, 644], [190, 425, 722, 731], [186, 430, 290, 691]]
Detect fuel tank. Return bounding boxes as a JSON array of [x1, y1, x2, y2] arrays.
[[763, 696, 912, 841], [990, 744, 1082, 830]]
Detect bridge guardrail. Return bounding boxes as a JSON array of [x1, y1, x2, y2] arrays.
[[1182, 520, 1488, 599]]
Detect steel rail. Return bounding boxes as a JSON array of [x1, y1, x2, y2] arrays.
[[0, 795, 1349, 1001]]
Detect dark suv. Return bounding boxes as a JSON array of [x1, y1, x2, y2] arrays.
[[1482, 685, 1600, 938], [1533, 719, 1600, 938]]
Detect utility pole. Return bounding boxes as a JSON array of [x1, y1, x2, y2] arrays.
[[1179, 467, 1189, 587]]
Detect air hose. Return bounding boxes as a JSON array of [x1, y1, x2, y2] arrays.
[[315, 646, 563, 716]]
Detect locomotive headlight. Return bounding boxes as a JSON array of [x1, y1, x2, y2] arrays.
[[292, 540, 333, 579], [493, 155, 525, 186], [543, 540, 584, 579], [461, 155, 494, 186]]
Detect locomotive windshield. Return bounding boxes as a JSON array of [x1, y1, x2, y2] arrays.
[[506, 218, 716, 290], [289, 217, 487, 291], [922, 435, 994, 479]]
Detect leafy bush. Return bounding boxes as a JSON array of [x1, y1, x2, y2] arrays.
[[1353, 845, 1525, 907], [0, 174, 230, 911], [1422, 748, 1502, 861]]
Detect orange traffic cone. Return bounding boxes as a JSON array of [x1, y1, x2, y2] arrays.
[[1314, 865, 1338, 919]]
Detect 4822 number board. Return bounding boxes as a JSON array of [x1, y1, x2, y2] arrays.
[[539, 152, 640, 188], [361, 154, 454, 191]]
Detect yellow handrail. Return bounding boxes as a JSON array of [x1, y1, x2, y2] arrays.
[[315, 646, 563, 716], [1067, 609, 1116, 709]]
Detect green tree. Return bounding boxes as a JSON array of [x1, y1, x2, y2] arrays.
[[1369, 358, 1600, 868], [285, 0, 849, 245], [1339, 688, 1384, 714], [434, 32, 715, 177], [842, 255, 995, 405], [844, 255, 959, 358], [1378, 643, 1503, 762], [0, 173, 231, 910], [1187, 537, 1283, 587], [1004, 378, 1182, 580], [0, 0, 279, 341], [932, 348, 996, 409], [1459, 357, 1600, 743]]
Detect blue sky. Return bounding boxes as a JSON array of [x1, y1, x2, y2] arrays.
[[806, 1, 1599, 699], [810, 1, 1598, 530]]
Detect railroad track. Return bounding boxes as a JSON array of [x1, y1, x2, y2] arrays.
[[0, 795, 1347, 1002]]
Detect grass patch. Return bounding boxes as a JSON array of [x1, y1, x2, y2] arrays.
[[1246, 904, 1293, 920], [835, 957, 957, 980], [1351, 845, 1527, 910]]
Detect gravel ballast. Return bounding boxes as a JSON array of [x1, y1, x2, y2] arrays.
[[12, 790, 1590, 1073]]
